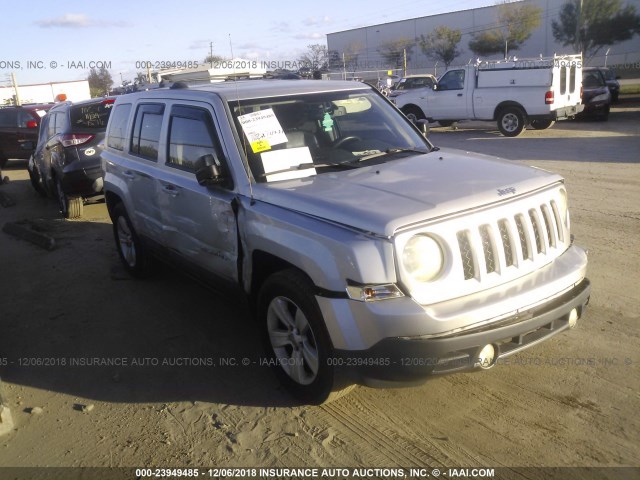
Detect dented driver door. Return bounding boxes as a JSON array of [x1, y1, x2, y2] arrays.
[[156, 101, 239, 284]]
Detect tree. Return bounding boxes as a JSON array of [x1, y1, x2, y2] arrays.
[[204, 54, 226, 67], [298, 44, 328, 71], [379, 38, 414, 68], [468, 1, 542, 57], [419, 26, 462, 68], [552, 0, 640, 63], [87, 66, 113, 97], [334, 42, 364, 72]]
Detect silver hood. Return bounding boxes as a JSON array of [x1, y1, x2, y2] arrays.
[[251, 148, 563, 237]]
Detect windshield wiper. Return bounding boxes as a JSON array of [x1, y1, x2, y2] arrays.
[[257, 161, 356, 179], [356, 147, 431, 163]]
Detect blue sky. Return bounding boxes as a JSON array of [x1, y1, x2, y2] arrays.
[[1, 0, 495, 86]]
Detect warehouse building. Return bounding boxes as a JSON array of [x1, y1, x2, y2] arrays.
[[326, 0, 640, 79]]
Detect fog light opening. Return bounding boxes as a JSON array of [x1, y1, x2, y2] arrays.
[[476, 344, 496, 370], [568, 308, 579, 328]]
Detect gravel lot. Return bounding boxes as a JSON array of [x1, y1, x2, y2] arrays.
[[0, 99, 638, 479]]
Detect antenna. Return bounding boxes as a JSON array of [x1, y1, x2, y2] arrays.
[[229, 33, 255, 204]]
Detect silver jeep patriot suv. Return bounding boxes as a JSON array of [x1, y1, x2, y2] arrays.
[[102, 80, 590, 404]]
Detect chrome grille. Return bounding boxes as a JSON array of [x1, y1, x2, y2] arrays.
[[498, 219, 514, 267], [479, 225, 496, 273], [457, 231, 475, 280], [515, 214, 530, 260], [529, 209, 543, 254], [455, 201, 566, 282]]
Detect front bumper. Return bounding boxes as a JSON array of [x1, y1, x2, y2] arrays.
[[334, 278, 590, 387]]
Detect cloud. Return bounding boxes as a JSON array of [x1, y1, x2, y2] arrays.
[[303, 16, 332, 27], [293, 32, 326, 40], [35, 13, 128, 28], [271, 21, 291, 32]]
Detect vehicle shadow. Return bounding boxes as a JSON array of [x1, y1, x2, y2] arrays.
[[0, 180, 299, 408]]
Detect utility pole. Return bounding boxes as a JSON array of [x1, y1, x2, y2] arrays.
[[210, 42, 214, 68], [403, 48, 407, 76], [10, 73, 21, 106], [576, 0, 583, 54]]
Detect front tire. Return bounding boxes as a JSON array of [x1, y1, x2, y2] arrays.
[[497, 107, 526, 137], [28, 158, 47, 197], [401, 105, 425, 123], [258, 269, 354, 404], [112, 203, 154, 278]]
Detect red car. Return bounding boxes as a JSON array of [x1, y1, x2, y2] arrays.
[[0, 104, 53, 168]]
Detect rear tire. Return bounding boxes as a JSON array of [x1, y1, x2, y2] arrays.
[[530, 119, 556, 130], [258, 269, 355, 405], [55, 177, 83, 219], [497, 107, 526, 137], [112, 203, 154, 278]]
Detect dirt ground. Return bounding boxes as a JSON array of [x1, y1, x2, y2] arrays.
[[0, 100, 638, 479]]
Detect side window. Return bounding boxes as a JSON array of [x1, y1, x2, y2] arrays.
[[560, 66, 567, 95], [569, 66, 576, 94], [107, 104, 132, 151], [17, 111, 34, 128], [47, 113, 58, 138], [130, 103, 164, 161], [438, 70, 465, 91], [0, 109, 18, 128], [167, 105, 224, 173]]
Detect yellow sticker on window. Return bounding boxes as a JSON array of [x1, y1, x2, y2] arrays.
[[251, 139, 271, 153]]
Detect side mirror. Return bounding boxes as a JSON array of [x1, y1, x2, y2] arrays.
[[196, 163, 225, 186], [195, 154, 227, 187]]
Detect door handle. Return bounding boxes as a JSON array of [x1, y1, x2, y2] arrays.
[[161, 184, 180, 197], [457, 93, 463, 97], [122, 171, 135, 180]]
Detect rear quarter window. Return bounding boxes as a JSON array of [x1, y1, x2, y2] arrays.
[[107, 104, 132, 151]]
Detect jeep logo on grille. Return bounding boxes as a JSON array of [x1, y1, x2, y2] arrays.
[[497, 187, 516, 196]]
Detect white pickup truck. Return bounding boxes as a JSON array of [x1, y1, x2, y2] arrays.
[[393, 55, 584, 136]]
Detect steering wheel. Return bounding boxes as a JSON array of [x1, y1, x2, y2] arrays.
[[332, 136, 362, 149]]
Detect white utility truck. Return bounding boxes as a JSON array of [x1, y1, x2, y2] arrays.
[[393, 54, 584, 136]]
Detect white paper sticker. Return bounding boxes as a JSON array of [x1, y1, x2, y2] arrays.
[[237, 108, 288, 148], [261, 147, 315, 182]]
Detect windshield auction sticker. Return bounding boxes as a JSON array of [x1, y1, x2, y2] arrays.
[[237, 108, 288, 153]]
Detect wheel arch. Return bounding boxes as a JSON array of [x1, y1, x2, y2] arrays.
[[494, 101, 527, 120]]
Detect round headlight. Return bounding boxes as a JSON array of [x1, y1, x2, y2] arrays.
[[402, 235, 444, 282]]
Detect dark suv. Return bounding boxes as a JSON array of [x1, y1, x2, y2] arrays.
[[0, 104, 52, 168], [28, 97, 114, 218]]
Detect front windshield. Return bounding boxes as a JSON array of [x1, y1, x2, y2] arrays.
[[229, 89, 432, 182]]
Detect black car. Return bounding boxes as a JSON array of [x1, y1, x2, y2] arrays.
[[597, 67, 621, 102], [0, 104, 52, 168], [28, 97, 115, 218], [579, 68, 611, 121]]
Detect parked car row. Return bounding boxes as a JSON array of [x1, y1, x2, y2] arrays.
[[0, 104, 52, 169], [24, 97, 114, 217]]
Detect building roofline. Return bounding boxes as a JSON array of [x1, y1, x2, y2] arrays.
[[326, 2, 505, 35]]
